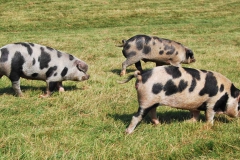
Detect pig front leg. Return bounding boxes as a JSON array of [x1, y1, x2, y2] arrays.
[[187, 110, 200, 122], [57, 82, 65, 92], [40, 81, 58, 98], [205, 108, 215, 125], [12, 80, 23, 97]]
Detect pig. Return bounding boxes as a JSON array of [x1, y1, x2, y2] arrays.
[[118, 35, 196, 76], [119, 66, 240, 134], [0, 42, 89, 97]]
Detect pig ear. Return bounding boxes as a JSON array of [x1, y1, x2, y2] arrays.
[[76, 60, 88, 73]]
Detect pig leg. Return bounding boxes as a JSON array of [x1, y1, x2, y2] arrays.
[[9, 72, 23, 96], [205, 108, 215, 125], [187, 110, 200, 122], [57, 82, 65, 92], [126, 107, 146, 134], [121, 58, 142, 76], [40, 81, 58, 98], [12, 80, 23, 97], [126, 104, 158, 134], [148, 107, 160, 125], [134, 61, 143, 73]]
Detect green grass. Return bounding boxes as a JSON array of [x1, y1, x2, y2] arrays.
[[0, 0, 240, 159]]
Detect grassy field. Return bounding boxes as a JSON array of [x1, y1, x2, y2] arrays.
[[0, 0, 240, 159]]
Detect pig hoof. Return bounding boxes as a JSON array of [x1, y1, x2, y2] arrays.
[[17, 94, 24, 97], [39, 94, 50, 98], [120, 71, 126, 76], [125, 128, 133, 134], [59, 87, 65, 92], [152, 119, 160, 125], [185, 118, 198, 123]]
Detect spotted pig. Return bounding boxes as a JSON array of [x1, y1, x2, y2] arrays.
[[120, 66, 240, 134], [0, 42, 89, 97], [118, 35, 196, 76]]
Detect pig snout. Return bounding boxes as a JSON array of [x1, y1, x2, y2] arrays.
[[184, 49, 196, 64], [82, 74, 90, 81]]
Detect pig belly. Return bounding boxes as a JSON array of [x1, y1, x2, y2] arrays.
[[158, 94, 208, 110]]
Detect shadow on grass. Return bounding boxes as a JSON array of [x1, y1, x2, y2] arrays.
[[109, 110, 231, 126], [0, 85, 78, 96]]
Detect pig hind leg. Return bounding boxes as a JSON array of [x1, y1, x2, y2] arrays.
[[121, 58, 142, 76], [126, 103, 159, 134]]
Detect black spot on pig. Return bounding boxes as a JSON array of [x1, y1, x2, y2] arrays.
[[164, 80, 178, 96], [39, 47, 51, 69], [9, 51, 25, 81], [46, 66, 58, 78], [220, 84, 224, 92], [142, 69, 153, 84], [15, 42, 33, 56], [199, 72, 218, 97], [213, 93, 228, 112], [0, 48, 9, 62], [129, 51, 137, 57], [29, 43, 34, 47], [159, 50, 164, 55], [124, 44, 131, 50], [178, 80, 188, 92], [54, 73, 57, 76], [184, 68, 200, 80], [61, 67, 68, 77], [32, 58, 36, 65], [230, 84, 240, 98], [155, 37, 162, 43], [164, 66, 181, 79], [46, 46, 54, 51], [189, 78, 197, 92], [136, 39, 143, 50], [152, 83, 163, 94], [143, 35, 152, 44], [197, 102, 207, 111], [69, 54, 74, 61], [57, 51, 62, 58], [143, 46, 151, 54], [164, 45, 175, 55], [31, 73, 38, 78]]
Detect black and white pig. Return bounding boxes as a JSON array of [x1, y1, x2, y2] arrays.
[[120, 66, 240, 134], [118, 35, 196, 76], [0, 42, 89, 97]]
